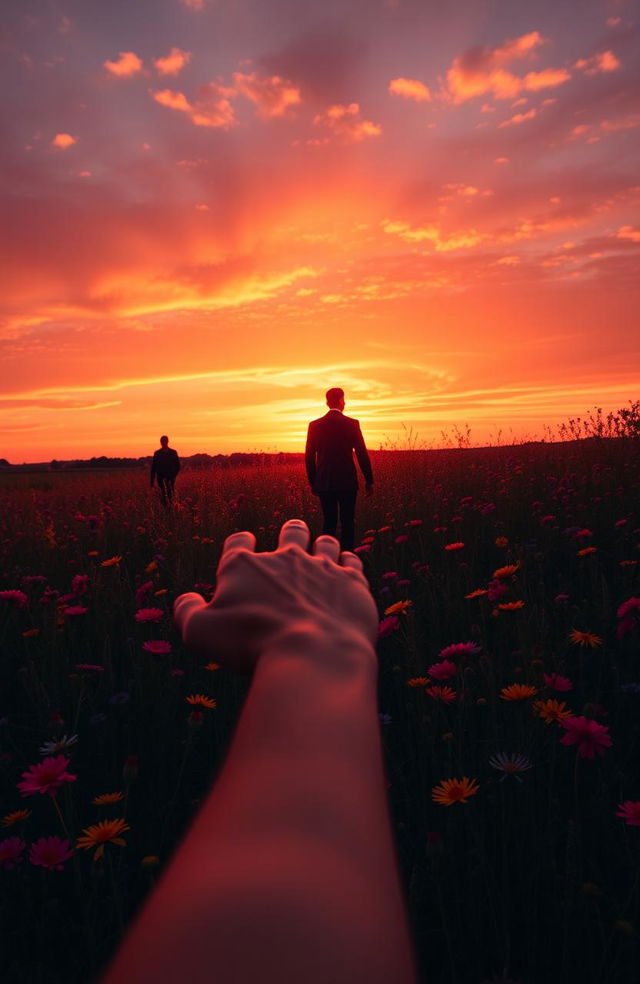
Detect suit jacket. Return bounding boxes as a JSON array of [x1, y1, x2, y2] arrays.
[[151, 447, 180, 482], [305, 410, 373, 493]]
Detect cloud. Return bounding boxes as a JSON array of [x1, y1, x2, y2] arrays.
[[152, 85, 236, 128], [523, 68, 571, 91], [498, 107, 538, 127], [313, 103, 382, 142], [180, 0, 204, 9], [104, 51, 144, 77], [232, 72, 301, 117], [575, 50, 621, 74], [51, 133, 77, 149], [154, 48, 192, 77], [388, 77, 431, 101], [616, 225, 640, 242], [382, 219, 484, 251]]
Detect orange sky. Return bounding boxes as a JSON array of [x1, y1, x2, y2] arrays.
[[1, 0, 639, 461]]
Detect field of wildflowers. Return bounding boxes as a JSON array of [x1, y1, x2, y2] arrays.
[[1, 439, 639, 983]]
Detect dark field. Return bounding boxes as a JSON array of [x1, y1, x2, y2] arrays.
[[1, 441, 639, 983]]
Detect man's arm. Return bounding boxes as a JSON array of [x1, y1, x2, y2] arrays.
[[353, 421, 373, 489], [304, 423, 317, 487], [173, 450, 181, 476], [150, 452, 157, 487]]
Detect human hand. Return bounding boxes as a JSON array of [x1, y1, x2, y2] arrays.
[[174, 519, 378, 671]]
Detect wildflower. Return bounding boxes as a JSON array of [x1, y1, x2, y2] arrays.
[[497, 600, 525, 610], [29, 837, 73, 871], [465, 589, 487, 599], [0, 836, 26, 870], [204, 662, 220, 671], [495, 537, 509, 547], [71, 574, 88, 595], [533, 699, 573, 724], [616, 802, 640, 826], [489, 752, 533, 781], [142, 640, 172, 655], [186, 695, 216, 709], [135, 608, 164, 623], [377, 615, 400, 638], [22, 628, 40, 638], [559, 716, 612, 758], [77, 818, 130, 860], [554, 593, 570, 604], [444, 542, 465, 551], [406, 677, 430, 687], [1, 809, 31, 827], [432, 777, 479, 805], [543, 672, 573, 692], [569, 630, 603, 648], [0, 590, 28, 609], [92, 792, 124, 805], [425, 685, 457, 705], [578, 546, 597, 557], [383, 599, 412, 616], [18, 756, 77, 798], [500, 684, 538, 701], [438, 642, 481, 661], [39, 734, 78, 756], [135, 580, 154, 607], [101, 556, 122, 567], [492, 564, 519, 579], [87, 550, 99, 557], [64, 606, 88, 616], [145, 560, 158, 573], [427, 660, 457, 681], [487, 579, 508, 602]]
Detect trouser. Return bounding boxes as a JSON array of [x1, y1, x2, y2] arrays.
[[157, 476, 175, 503], [318, 491, 358, 552]]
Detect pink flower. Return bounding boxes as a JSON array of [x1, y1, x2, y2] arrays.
[[29, 836, 74, 870], [135, 580, 154, 607], [559, 716, 612, 759], [543, 672, 573, 692], [0, 836, 26, 870], [616, 802, 640, 826], [64, 606, 88, 616], [377, 615, 400, 638], [438, 642, 481, 661], [0, 590, 28, 609], [143, 640, 172, 655], [487, 579, 508, 603], [617, 597, 640, 638], [428, 659, 457, 681], [425, 685, 457, 705], [71, 574, 89, 596], [135, 607, 164, 623], [18, 756, 77, 798]]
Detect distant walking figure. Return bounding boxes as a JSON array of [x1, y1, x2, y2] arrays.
[[305, 388, 373, 552], [150, 436, 180, 505]]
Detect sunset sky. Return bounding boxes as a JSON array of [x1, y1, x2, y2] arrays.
[[2, 0, 639, 462]]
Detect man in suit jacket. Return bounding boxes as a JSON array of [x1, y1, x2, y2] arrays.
[[150, 435, 181, 505], [305, 388, 373, 552]]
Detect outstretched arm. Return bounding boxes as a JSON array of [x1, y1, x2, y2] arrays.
[[103, 520, 416, 984]]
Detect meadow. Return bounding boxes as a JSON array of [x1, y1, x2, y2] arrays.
[[1, 439, 639, 984]]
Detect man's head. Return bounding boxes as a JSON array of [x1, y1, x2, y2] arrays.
[[160, 435, 169, 447], [326, 388, 345, 411]]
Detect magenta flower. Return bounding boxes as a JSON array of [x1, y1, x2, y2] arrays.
[[64, 606, 88, 616], [135, 580, 154, 607], [0, 590, 28, 609], [135, 607, 164, 623], [438, 642, 481, 661], [71, 574, 89, 596], [142, 640, 172, 655], [0, 836, 26, 870], [616, 802, 640, 826], [29, 836, 74, 871], [18, 756, 77, 798], [377, 615, 400, 638], [543, 672, 573, 692], [428, 659, 457, 681], [559, 716, 612, 759], [617, 597, 640, 639]]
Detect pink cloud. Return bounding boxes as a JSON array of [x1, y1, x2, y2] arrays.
[[51, 133, 77, 149], [524, 68, 571, 91], [152, 85, 235, 128], [446, 31, 547, 102], [498, 107, 538, 127], [104, 51, 143, 78], [154, 48, 192, 77], [313, 103, 382, 142], [616, 226, 640, 242], [180, 0, 204, 8], [575, 50, 621, 74], [232, 72, 301, 117], [388, 77, 431, 102]]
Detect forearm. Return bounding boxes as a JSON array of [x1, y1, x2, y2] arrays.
[[105, 625, 416, 984]]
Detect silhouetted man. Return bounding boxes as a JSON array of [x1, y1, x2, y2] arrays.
[[305, 388, 373, 552], [150, 435, 180, 505]]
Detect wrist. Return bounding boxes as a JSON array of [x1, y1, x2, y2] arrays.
[[261, 621, 376, 674]]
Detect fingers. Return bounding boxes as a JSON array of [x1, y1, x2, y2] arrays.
[[340, 551, 364, 573], [278, 519, 311, 551], [222, 531, 256, 555], [173, 592, 206, 636], [312, 534, 341, 563]]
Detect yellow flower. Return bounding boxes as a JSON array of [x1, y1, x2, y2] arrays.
[[577, 546, 597, 557], [101, 556, 122, 568], [77, 818, 130, 860], [492, 564, 519, 579], [22, 628, 39, 638], [465, 589, 487, 599], [384, 599, 412, 616], [186, 694, 216, 709], [2, 809, 31, 827], [495, 537, 509, 548], [444, 542, 465, 551], [87, 551, 99, 558], [154, 589, 168, 596], [92, 792, 124, 805], [497, 600, 525, 610], [500, 684, 538, 701], [145, 561, 157, 574], [533, 699, 573, 724], [204, 662, 220, 671], [406, 677, 430, 687], [569, 630, 603, 648], [432, 777, 479, 805]]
